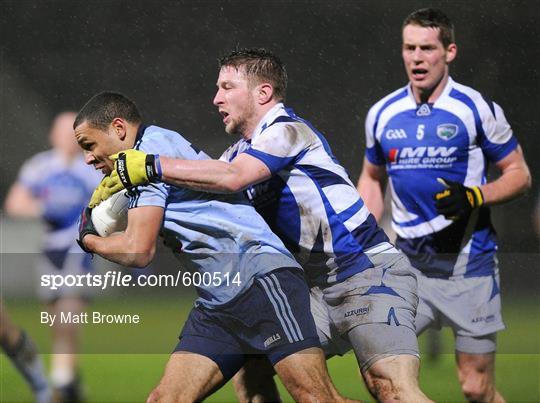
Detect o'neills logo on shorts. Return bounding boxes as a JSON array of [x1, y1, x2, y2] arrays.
[[344, 307, 370, 318], [264, 333, 281, 347]]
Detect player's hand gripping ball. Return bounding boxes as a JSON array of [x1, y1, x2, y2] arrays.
[[90, 189, 129, 237], [76, 207, 98, 253], [434, 177, 484, 221]]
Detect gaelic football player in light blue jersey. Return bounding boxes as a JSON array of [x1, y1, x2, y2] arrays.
[[74, 92, 355, 403], [92, 50, 430, 402], [358, 8, 531, 402]]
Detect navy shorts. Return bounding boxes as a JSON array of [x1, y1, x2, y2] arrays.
[[174, 267, 320, 380]]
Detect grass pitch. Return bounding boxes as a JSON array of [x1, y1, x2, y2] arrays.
[[1, 293, 538, 402]]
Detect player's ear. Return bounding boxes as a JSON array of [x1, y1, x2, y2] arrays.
[[257, 83, 274, 105], [111, 118, 127, 140], [445, 43, 457, 64]]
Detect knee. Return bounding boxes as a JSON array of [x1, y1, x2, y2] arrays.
[[460, 375, 493, 402], [366, 376, 399, 401], [146, 386, 164, 403], [363, 356, 428, 402]]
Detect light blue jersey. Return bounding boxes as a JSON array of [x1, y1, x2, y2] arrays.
[[365, 77, 518, 278], [220, 104, 391, 287], [18, 151, 101, 252], [128, 125, 300, 308]]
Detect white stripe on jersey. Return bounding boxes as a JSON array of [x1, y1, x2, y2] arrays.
[[279, 168, 332, 264], [375, 95, 416, 143]]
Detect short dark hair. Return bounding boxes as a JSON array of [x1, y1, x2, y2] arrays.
[[403, 8, 455, 48], [74, 92, 142, 130], [219, 48, 287, 101]]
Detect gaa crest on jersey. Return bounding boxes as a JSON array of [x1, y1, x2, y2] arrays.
[[436, 124, 458, 141]]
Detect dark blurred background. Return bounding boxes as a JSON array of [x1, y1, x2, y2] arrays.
[[1, 1, 538, 254]]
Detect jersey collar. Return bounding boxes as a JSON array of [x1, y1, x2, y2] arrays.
[[406, 76, 455, 107]]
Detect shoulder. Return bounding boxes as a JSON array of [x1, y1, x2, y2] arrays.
[[447, 79, 498, 119], [20, 150, 57, 173], [137, 125, 210, 160], [367, 85, 410, 119], [27, 149, 56, 165], [255, 112, 315, 151]]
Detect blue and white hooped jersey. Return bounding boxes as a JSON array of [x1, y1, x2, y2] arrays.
[[220, 103, 390, 287], [17, 150, 101, 251], [365, 77, 518, 278], [128, 125, 300, 308]]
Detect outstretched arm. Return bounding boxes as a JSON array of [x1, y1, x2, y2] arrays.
[[90, 150, 272, 207], [159, 153, 271, 193], [356, 158, 388, 222]]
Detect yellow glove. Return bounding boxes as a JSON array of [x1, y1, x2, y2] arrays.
[[109, 149, 161, 189], [88, 173, 125, 208]]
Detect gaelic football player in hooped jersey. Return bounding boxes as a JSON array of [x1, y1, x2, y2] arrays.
[[91, 50, 431, 402], [358, 8, 531, 403]]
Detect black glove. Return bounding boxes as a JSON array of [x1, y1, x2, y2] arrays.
[[434, 178, 484, 221], [76, 207, 99, 253]]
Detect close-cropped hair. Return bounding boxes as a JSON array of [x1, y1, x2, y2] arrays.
[[74, 92, 142, 130], [219, 48, 288, 101], [403, 8, 455, 48]]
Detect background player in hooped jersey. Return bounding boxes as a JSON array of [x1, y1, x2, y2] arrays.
[[91, 49, 431, 402], [357, 8, 531, 403], [5, 111, 102, 401], [74, 92, 357, 403]]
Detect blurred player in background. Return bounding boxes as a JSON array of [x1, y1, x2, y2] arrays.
[[91, 49, 431, 402], [74, 92, 356, 403], [5, 112, 101, 402], [1, 299, 51, 402], [357, 8, 531, 402]]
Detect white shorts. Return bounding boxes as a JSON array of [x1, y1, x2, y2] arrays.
[[414, 268, 505, 338], [310, 250, 419, 370]]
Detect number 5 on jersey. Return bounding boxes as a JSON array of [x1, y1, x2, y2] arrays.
[[417, 124, 425, 140]]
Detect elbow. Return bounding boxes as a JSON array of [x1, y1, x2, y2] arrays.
[[220, 177, 245, 193], [524, 171, 532, 192], [126, 243, 156, 268], [130, 251, 154, 269], [517, 168, 532, 197]]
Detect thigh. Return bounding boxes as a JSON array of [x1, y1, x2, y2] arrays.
[[273, 347, 341, 403], [348, 322, 419, 372], [152, 351, 225, 402], [176, 307, 246, 381]]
